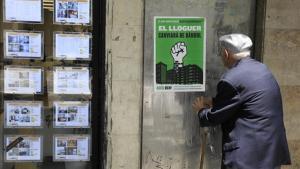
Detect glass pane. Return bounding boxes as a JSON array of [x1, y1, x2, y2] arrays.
[[0, 0, 94, 169]]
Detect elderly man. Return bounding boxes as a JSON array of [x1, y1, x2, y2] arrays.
[[193, 34, 291, 169]]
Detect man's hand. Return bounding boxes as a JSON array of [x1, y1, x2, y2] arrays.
[[171, 42, 187, 67], [192, 96, 212, 113]]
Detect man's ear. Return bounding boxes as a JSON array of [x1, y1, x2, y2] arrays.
[[224, 49, 229, 60]]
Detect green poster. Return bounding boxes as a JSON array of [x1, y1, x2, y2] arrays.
[[154, 17, 206, 92]]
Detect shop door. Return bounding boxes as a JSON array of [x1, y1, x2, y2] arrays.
[[0, 0, 106, 169], [143, 0, 257, 169]]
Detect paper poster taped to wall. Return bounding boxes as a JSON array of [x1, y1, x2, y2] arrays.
[[54, 135, 90, 161], [154, 17, 206, 92], [5, 135, 42, 162]]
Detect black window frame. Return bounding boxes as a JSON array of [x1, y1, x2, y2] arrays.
[[91, 0, 106, 169]]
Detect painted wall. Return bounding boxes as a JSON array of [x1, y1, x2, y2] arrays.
[[263, 0, 300, 168]]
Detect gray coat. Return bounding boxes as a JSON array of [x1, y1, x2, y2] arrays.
[[199, 57, 291, 169]]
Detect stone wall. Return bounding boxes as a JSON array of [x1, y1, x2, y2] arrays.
[[105, 0, 144, 169], [263, 0, 300, 168], [104, 0, 300, 168]]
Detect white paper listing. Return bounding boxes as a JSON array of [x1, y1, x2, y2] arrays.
[[5, 136, 42, 161], [5, 0, 42, 22], [5, 101, 42, 128], [54, 135, 90, 161], [53, 67, 91, 94], [55, 33, 91, 60], [5, 31, 43, 58], [4, 67, 43, 94], [55, 0, 91, 24], [54, 101, 90, 128]]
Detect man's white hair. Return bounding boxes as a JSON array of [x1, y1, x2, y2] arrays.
[[233, 51, 251, 60], [219, 33, 253, 60]]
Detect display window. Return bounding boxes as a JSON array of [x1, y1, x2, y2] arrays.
[[0, 0, 105, 168]]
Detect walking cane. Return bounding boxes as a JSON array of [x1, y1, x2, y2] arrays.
[[194, 96, 211, 169], [199, 127, 208, 169]]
